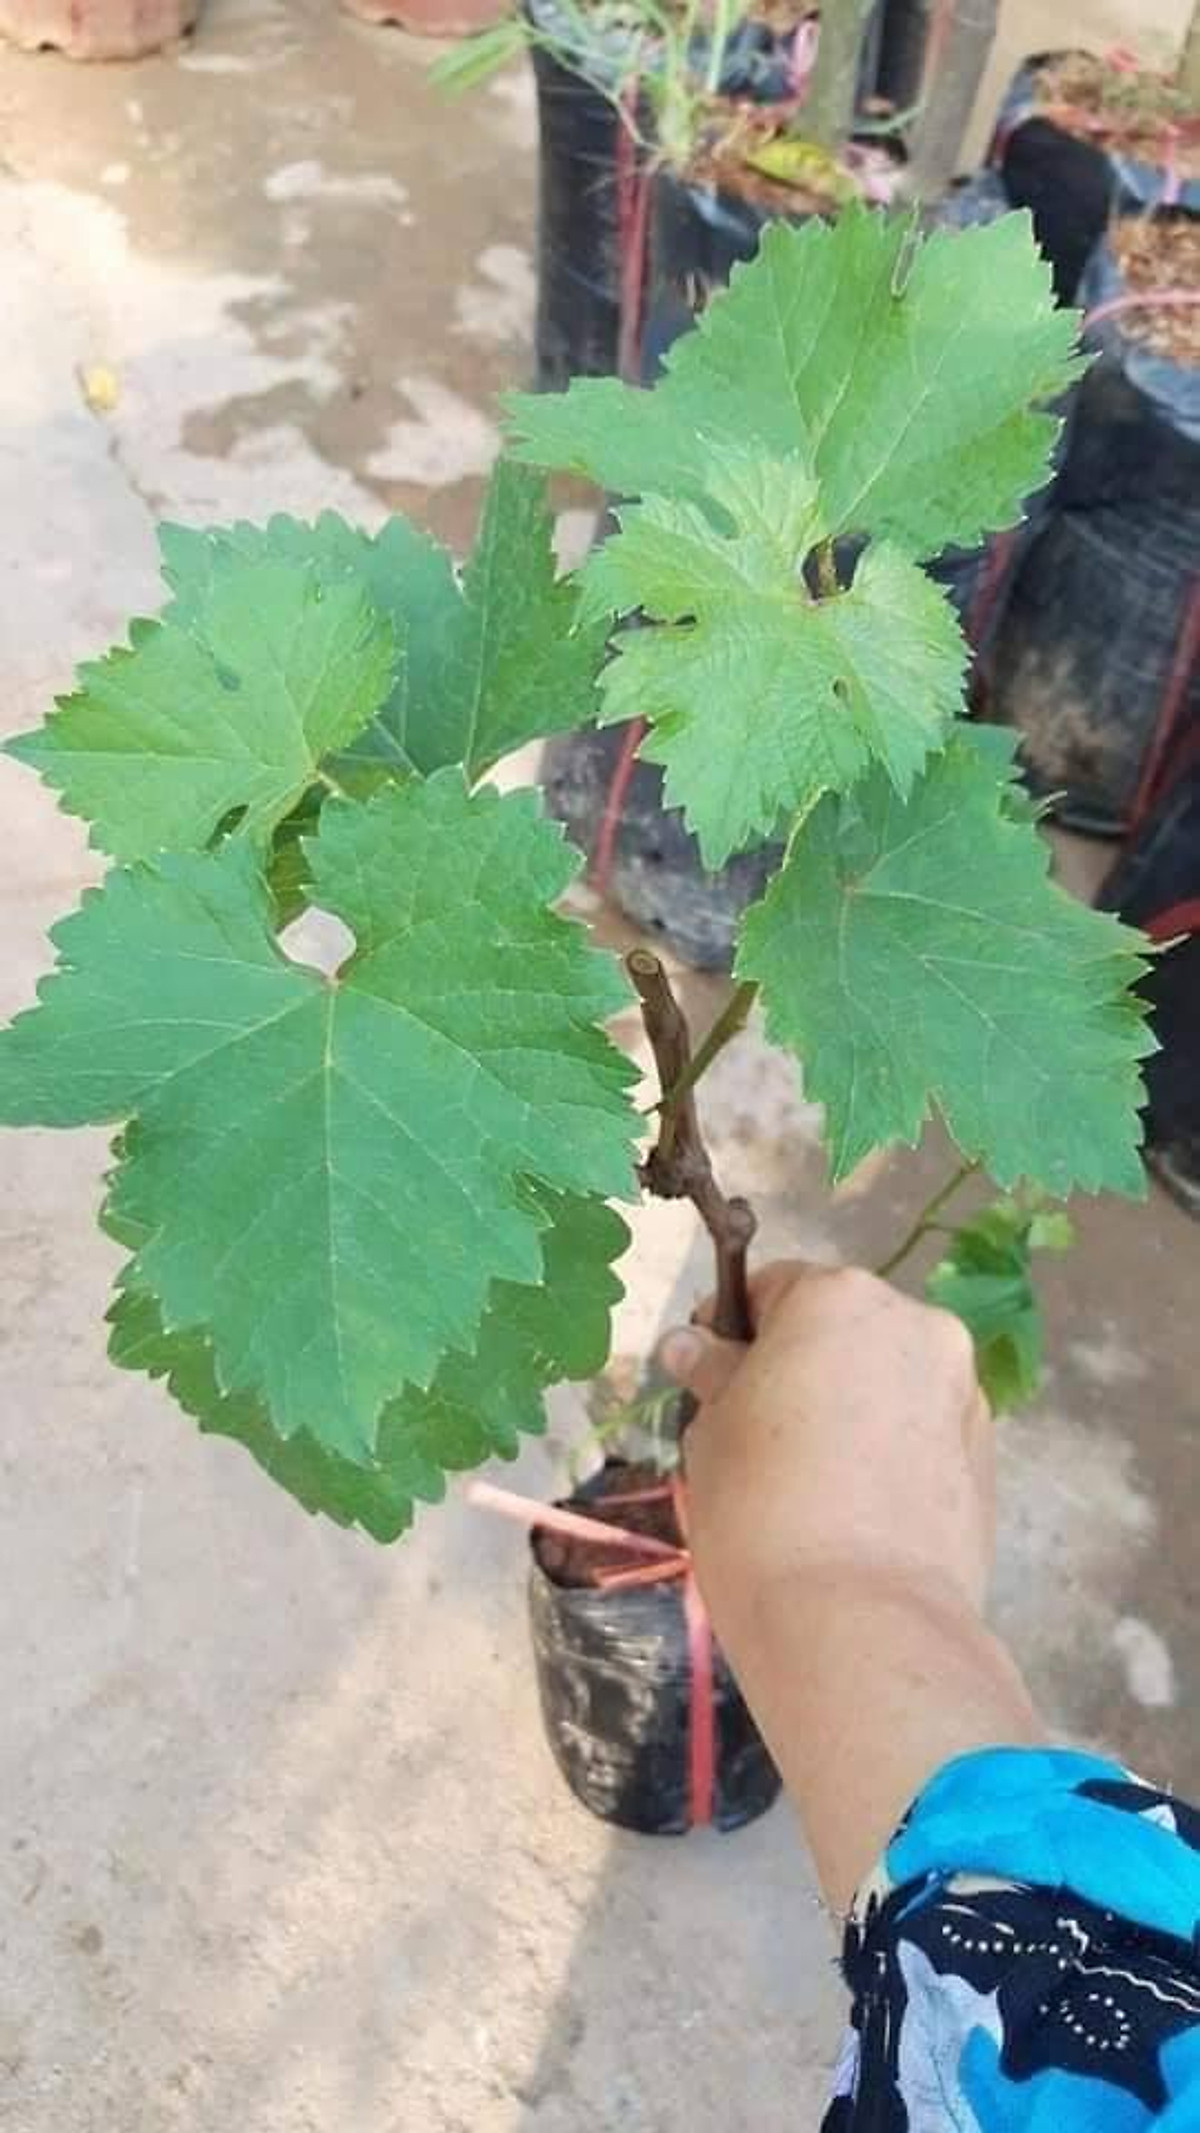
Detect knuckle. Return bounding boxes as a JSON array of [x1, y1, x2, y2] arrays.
[[827, 1265, 879, 1308]]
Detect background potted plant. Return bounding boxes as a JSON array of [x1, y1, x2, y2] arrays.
[[341, 0, 505, 41], [434, 0, 818, 390], [0, 211, 1155, 1833], [0, 0, 198, 57]]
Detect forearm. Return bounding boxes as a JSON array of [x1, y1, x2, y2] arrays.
[[708, 1557, 1044, 1913]]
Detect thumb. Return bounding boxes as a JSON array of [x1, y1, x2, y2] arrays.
[[658, 1324, 746, 1407]]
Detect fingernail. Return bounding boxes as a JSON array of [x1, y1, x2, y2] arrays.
[[659, 1327, 703, 1381]]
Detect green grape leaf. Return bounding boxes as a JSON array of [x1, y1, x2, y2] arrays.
[[738, 735, 1154, 1196], [430, 455, 606, 777], [578, 455, 967, 865], [507, 374, 717, 517], [6, 561, 398, 861], [507, 208, 1084, 558], [162, 505, 459, 780], [0, 773, 637, 1459], [927, 1196, 1074, 1412], [107, 1189, 628, 1542], [160, 459, 602, 784]]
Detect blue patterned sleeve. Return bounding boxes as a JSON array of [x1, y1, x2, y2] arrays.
[[822, 1747, 1200, 2130]]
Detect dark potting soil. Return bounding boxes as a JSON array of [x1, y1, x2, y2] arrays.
[[686, 141, 840, 219], [532, 1461, 680, 1590], [1031, 49, 1200, 181], [1111, 214, 1200, 365]]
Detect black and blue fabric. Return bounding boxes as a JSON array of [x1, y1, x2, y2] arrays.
[[823, 1747, 1200, 2129]]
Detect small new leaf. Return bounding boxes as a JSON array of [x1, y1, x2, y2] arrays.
[[738, 735, 1154, 1196], [580, 457, 966, 864], [927, 1196, 1074, 1412], [7, 561, 397, 861], [108, 1190, 628, 1542], [0, 774, 637, 1459], [161, 459, 602, 785]]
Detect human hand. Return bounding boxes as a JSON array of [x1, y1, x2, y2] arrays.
[[660, 1265, 1038, 1908], [661, 1261, 995, 1626]]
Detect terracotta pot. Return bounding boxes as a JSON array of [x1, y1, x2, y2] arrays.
[[340, 0, 503, 36], [0, 0, 199, 57]]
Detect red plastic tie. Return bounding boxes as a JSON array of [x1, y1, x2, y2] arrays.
[[670, 1476, 715, 1827], [615, 82, 651, 386], [1147, 900, 1200, 944], [1084, 287, 1200, 333], [591, 82, 655, 906], [589, 713, 647, 897], [1127, 581, 1200, 836]]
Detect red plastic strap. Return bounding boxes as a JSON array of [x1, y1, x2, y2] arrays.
[[965, 527, 1018, 652], [672, 1476, 715, 1828], [591, 85, 654, 904], [681, 1567, 716, 1827], [1084, 288, 1200, 333], [1147, 900, 1200, 944], [1127, 581, 1200, 836], [615, 85, 650, 386], [589, 712, 647, 896]]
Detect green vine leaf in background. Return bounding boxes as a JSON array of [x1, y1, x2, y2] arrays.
[[0, 775, 637, 1459], [6, 560, 399, 862], [928, 1197, 1075, 1412], [159, 459, 603, 787], [738, 733, 1154, 1196], [107, 1190, 629, 1540], [507, 210, 1083, 858]]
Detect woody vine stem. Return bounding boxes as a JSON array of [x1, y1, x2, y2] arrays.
[[630, 955, 981, 1327], [627, 951, 756, 1345]]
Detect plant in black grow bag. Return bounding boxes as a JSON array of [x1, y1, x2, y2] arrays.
[[525, 1457, 782, 1835], [432, 0, 821, 390], [991, 45, 1200, 288], [0, 214, 1155, 1840], [988, 210, 1200, 837]]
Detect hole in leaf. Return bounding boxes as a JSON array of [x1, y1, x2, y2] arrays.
[[801, 539, 866, 597], [209, 802, 249, 847], [277, 908, 356, 980]]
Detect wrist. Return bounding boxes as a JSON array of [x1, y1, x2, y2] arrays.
[[701, 1552, 1042, 1912]]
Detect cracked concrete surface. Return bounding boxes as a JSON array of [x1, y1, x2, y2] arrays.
[[0, 2, 1196, 2128]]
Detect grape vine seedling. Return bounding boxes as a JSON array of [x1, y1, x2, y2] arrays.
[[0, 209, 1155, 1541]]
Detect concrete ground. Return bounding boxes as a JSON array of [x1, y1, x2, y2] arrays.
[[0, 2, 1196, 2128]]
